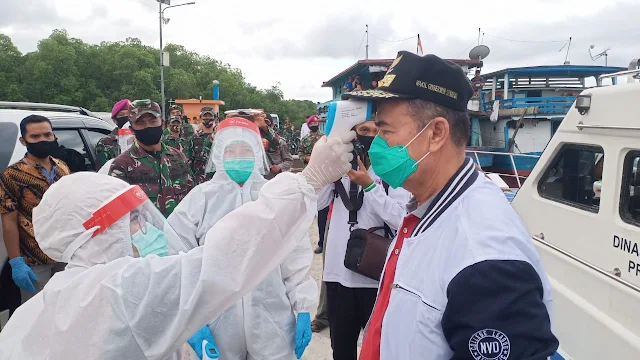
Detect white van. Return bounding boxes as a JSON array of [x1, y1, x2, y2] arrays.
[[512, 61, 640, 359]]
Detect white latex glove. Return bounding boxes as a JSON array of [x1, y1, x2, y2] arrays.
[[300, 132, 355, 192]]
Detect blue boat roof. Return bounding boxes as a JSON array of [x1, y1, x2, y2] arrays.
[[480, 65, 626, 79]]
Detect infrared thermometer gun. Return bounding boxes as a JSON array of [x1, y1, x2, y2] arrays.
[[202, 339, 219, 359], [324, 100, 373, 138]]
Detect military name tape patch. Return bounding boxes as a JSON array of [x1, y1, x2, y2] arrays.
[[468, 329, 510, 360]]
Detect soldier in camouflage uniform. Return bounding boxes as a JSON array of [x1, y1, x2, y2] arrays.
[[190, 106, 216, 184], [251, 112, 293, 180], [109, 99, 195, 217], [95, 99, 131, 169], [279, 117, 300, 152], [162, 116, 192, 157], [163, 104, 195, 138], [298, 116, 324, 166]]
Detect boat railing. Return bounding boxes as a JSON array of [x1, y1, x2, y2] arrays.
[[465, 150, 541, 188], [483, 96, 576, 115]]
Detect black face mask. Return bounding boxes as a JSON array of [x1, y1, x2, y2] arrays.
[[133, 126, 163, 146], [309, 125, 319, 132], [169, 123, 181, 133], [115, 116, 129, 128], [25, 139, 59, 159], [357, 134, 375, 152], [202, 120, 215, 128]]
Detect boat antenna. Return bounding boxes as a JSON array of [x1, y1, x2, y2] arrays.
[[589, 45, 611, 66], [559, 37, 572, 64], [365, 25, 369, 60], [477, 27, 481, 45]]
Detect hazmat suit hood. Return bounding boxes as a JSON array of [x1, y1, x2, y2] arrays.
[[205, 117, 269, 180], [171, 118, 270, 248], [33, 173, 134, 268]]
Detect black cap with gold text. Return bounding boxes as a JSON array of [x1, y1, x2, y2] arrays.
[[343, 51, 474, 111]]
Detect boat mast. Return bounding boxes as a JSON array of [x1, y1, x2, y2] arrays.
[[365, 25, 369, 60]]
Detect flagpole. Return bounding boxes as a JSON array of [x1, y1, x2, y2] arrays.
[[416, 34, 419, 53]]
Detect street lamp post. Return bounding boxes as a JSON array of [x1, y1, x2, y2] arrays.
[[157, 0, 195, 118]]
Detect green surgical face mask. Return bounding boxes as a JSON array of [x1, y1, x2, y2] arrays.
[[131, 223, 169, 257], [367, 122, 432, 188], [224, 157, 255, 184]]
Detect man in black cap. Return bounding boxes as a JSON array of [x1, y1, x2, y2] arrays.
[[345, 52, 558, 360]]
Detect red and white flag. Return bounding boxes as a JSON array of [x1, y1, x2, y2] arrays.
[[417, 34, 424, 55]]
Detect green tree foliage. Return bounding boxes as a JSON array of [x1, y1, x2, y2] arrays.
[[0, 30, 316, 126]]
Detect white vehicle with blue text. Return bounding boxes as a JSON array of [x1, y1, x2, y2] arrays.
[[512, 59, 640, 359]]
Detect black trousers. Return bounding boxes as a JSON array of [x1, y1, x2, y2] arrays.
[[326, 282, 378, 360], [0, 261, 21, 317], [317, 206, 330, 248]]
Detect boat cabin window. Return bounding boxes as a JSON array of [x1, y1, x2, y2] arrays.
[[620, 151, 640, 226], [538, 144, 604, 212]]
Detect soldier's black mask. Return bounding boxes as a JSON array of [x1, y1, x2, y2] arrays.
[[115, 116, 129, 128], [134, 126, 163, 146], [202, 120, 215, 128]]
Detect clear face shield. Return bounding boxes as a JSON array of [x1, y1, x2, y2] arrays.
[[117, 123, 134, 153], [82, 185, 190, 258], [205, 117, 270, 177]]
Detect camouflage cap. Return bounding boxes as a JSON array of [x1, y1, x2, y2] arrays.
[[200, 106, 216, 117], [129, 99, 161, 121], [169, 104, 183, 112], [168, 115, 182, 123]]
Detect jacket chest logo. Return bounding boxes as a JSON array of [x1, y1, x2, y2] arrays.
[[468, 329, 510, 360]]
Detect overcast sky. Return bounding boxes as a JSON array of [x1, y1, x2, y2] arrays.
[[1, 0, 637, 102]]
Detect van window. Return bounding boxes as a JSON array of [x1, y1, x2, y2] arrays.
[[82, 129, 112, 154], [538, 144, 604, 212], [54, 129, 92, 173], [620, 151, 640, 226], [0, 123, 19, 170]]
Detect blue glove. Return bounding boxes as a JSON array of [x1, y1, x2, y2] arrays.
[[187, 325, 219, 359], [295, 312, 312, 359], [9, 257, 38, 292]]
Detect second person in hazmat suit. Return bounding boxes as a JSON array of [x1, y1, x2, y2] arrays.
[[97, 121, 135, 175], [0, 126, 356, 359], [168, 117, 317, 360]]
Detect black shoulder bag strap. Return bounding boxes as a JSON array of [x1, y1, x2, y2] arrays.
[[381, 181, 395, 239], [333, 156, 364, 229]]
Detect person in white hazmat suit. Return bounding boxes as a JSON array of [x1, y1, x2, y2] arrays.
[[0, 128, 356, 359], [98, 122, 135, 175], [167, 117, 317, 360]]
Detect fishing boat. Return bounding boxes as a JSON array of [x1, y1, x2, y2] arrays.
[[467, 64, 626, 187]]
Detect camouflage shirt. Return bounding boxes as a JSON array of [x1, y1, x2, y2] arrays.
[[264, 137, 293, 180], [279, 126, 299, 150], [298, 131, 324, 165], [108, 141, 195, 217], [262, 128, 284, 153], [182, 123, 195, 136], [162, 131, 192, 158], [95, 128, 120, 169], [189, 130, 215, 184]]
